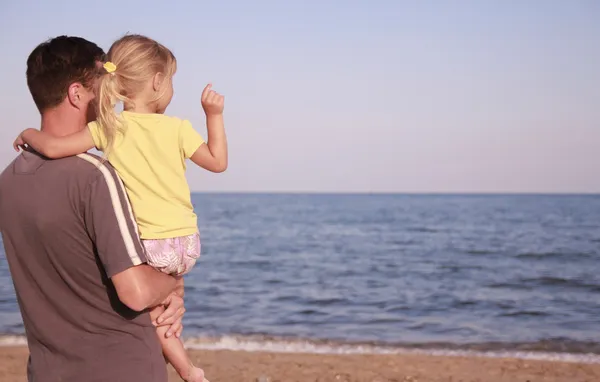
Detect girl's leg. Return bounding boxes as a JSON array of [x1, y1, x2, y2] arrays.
[[150, 306, 207, 382], [144, 234, 205, 381]]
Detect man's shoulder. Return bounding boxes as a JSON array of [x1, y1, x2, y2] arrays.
[[46, 153, 120, 185], [75, 153, 118, 174], [0, 152, 120, 188]]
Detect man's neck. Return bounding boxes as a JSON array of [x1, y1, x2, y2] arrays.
[[40, 107, 86, 137]]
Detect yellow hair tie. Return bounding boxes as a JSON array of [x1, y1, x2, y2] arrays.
[[103, 61, 117, 74]]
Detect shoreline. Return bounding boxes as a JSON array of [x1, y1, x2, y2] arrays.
[[2, 334, 600, 364], [0, 345, 599, 381], [182, 336, 600, 364]]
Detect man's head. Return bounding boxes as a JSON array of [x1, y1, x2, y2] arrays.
[[26, 36, 105, 124]]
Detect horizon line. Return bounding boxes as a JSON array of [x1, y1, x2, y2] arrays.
[[188, 191, 600, 196]]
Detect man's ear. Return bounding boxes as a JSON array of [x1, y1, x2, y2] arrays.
[[152, 73, 164, 92], [67, 83, 84, 109]]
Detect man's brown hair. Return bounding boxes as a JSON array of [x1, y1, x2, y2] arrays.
[[26, 36, 105, 112]]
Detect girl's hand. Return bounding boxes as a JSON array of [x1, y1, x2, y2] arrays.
[[13, 131, 27, 152], [201, 84, 224, 116]]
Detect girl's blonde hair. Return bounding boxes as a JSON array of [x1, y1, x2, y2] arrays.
[[97, 34, 177, 155]]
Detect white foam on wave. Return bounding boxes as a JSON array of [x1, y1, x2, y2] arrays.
[[183, 335, 600, 364], [1, 334, 599, 364], [0, 335, 27, 346]]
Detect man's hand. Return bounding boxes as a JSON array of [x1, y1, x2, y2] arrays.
[[155, 293, 186, 338], [201, 84, 224, 116]]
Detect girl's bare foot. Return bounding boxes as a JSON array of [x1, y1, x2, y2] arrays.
[[183, 365, 207, 382]]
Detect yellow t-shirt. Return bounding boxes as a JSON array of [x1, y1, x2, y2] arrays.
[[88, 111, 205, 240]]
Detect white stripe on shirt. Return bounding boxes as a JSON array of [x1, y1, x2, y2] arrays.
[[77, 154, 142, 265]]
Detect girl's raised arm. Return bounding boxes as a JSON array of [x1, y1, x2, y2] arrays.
[[189, 84, 228, 173]]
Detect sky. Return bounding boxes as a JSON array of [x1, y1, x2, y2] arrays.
[[0, 0, 598, 193]]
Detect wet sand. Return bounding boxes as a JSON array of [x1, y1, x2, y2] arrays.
[[0, 346, 598, 381]]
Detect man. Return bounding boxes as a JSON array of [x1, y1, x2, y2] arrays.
[[0, 36, 185, 381]]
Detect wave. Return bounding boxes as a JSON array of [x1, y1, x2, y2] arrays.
[[499, 310, 551, 317], [465, 249, 496, 255], [516, 252, 595, 261], [0, 335, 26, 346], [520, 276, 600, 291], [2, 334, 598, 364], [185, 336, 600, 364], [488, 276, 600, 292]]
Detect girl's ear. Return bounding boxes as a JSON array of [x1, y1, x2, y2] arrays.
[[152, 72, 164, 92]]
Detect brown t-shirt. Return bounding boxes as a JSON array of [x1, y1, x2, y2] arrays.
[[0, 151, 167, 382]]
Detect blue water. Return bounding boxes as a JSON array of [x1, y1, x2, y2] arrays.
[[1, 194, 599, 353]]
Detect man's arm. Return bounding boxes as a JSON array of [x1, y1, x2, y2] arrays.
[[111, 264, 176, 312], [83, 157, 177, 311]]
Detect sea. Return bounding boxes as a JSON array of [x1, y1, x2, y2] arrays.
[[1, 193, 599, 363]]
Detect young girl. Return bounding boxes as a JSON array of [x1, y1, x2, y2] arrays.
[[13, 34, 226, 382]]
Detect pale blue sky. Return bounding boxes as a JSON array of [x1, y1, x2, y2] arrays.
[[0, 0, 598, 192]]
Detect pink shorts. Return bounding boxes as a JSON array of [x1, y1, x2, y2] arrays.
[[141, 232, 201, 276]]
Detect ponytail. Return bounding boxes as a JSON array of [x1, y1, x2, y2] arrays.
[[96, 72, 130, 157]]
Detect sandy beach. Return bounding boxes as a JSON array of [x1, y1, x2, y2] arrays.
[[0, 346, 598, 382]]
